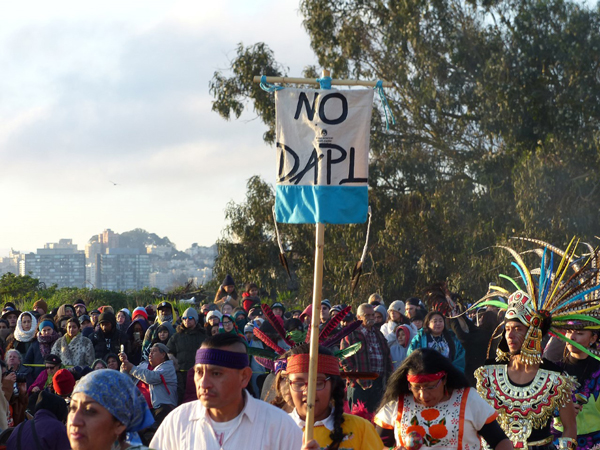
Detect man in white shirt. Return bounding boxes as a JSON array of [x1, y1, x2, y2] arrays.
[[150, 333, 303, 450]]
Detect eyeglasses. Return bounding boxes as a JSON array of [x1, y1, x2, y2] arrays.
[[287, 377, 331, 392], [182, 317, 196, 320], [45, 366, 57, 371], [408, 378, 444, 393]]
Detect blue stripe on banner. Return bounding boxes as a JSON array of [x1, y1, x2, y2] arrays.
[[275, 185, 368, 224]]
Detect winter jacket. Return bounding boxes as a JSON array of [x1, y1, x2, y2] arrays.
[[90, 312, 127, 360], [167, 324, 206, 372], [126, 318, 150, 366], [129, 359, 177, 408], [389, 325, 417, 371], [6, 408, 70, 450], [142, 302, 178, 360], [406, 327, 466, 372], [51, 333, 95, 367], [381, 320, 418, 346]]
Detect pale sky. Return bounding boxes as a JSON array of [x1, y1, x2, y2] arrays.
[[0, 0, 317, 256]]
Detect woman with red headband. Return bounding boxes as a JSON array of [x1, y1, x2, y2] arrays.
[[374, 348, 513, 450], [281, 344, 384, 450]]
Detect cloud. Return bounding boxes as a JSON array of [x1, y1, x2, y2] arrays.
[[0, 0, 316, 251]]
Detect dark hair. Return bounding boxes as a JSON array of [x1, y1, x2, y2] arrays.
[[282, 344, 346, 450], [66, 317, 81, 329], [410, 312, 425, 322], [422, 311, 456, 360], [378, 348, 470, 411], [202, 332, 247, 352], [284, 318, 303, 332], [479, 310, 499, 332]]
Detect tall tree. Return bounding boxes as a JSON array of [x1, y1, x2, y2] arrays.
[[210, 0, 600, 305]]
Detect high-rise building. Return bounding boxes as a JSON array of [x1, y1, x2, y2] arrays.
[[85, 229, 120, 263], [96, 248, 150, 291], [20, 240, 86, 288]]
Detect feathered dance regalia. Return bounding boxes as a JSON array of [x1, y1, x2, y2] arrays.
[[249, 304, 377, 379], [473, 238, 600, 450], [472, 237, 600, 364]]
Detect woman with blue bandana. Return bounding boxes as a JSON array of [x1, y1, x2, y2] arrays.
[[67, 370, 155, 450]]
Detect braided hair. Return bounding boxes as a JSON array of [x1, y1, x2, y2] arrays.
[[283, 344, 346, 450]]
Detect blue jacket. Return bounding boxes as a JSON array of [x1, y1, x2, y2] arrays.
[[406, 328, 466, 372]]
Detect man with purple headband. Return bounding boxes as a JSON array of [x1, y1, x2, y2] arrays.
[[150, 333, 302, 449]]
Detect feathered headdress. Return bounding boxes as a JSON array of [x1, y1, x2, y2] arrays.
[[469, 238, 600, 365], [250, 303, 375, 378]]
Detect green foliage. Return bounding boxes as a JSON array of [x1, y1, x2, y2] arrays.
[[0, 272, 45, 300], [210, 0, 600, 305]]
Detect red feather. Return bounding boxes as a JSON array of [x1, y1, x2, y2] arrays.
[[262, 304, 294, 346], [253, 327, 285, 355], [321, 321, 362, 348], [319, 306, 352, 342]]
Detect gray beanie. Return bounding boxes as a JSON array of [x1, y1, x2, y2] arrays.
[[374, 304, 387, 318], [183, 307, 199, 322], [388, 300, 405, 315]]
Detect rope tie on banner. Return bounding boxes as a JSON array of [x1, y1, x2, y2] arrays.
[[259, 75, 284, 92], [374, 80, 395, 130], [316, 76, 332, 90]]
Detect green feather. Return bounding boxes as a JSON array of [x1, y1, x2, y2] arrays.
[[499, 274, 522, 291], [247, 347, 278, 360], [287, 330, 307, 345], [333, 342, 362, 361], [478, 300, 508, 310], [551, 329, 600, 362], [552, 314, 600, 326]]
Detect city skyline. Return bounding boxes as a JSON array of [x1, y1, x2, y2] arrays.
[[0, 1, 316, 257]]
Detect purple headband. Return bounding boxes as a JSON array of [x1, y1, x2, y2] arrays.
[[195, 348, 249, 369]]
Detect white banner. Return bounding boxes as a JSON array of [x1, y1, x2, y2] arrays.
[[275, 87, 374, 187]]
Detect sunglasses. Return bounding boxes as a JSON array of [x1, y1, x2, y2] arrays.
[[182, 316, 196, 320]]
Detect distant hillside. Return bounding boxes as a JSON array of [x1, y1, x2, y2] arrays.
[[119, 228, 174, 249], [88, 228, 173, 251]]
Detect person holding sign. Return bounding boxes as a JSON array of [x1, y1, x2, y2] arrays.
[[283, 343, 384, 450]]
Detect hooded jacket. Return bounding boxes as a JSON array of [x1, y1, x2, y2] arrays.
[[142, 301, 178, 361], [406, 326, 466, 372], [129, 358, 178, 408], [389, 325, 416, 370], [91, 311, 127, 360]]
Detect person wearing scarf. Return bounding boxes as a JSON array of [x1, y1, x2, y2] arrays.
[[68, 369, 154, 450], [24, 319, 60, 379], [6, 312, 37, 356], [51, 317, 95, 368]]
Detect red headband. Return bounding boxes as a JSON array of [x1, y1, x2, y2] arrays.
[[407, 371, 446, 383], [286, 354, 340, 376]]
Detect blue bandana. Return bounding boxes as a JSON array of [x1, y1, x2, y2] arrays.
[[73, 370, 154, 432]]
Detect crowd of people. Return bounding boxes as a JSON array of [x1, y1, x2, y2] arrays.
[[0, 242, 599, 450]]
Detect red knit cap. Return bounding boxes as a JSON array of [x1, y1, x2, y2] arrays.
[[286, 354, 340, 376], [53, 369, 76, 396]]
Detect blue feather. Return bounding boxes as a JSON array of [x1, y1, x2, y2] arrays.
[[538, 248, 547, 307], [511, 262, 529, 290], [550, 285, 600, 313], [541, 252, 554, 307]]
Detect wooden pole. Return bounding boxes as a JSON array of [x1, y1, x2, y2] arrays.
[[305, 221, 325, 442], [303, 69, 330, 444], [253, 75, 392, 88]]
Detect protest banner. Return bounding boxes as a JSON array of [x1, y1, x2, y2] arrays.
[[274, 87, 374, 224]]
